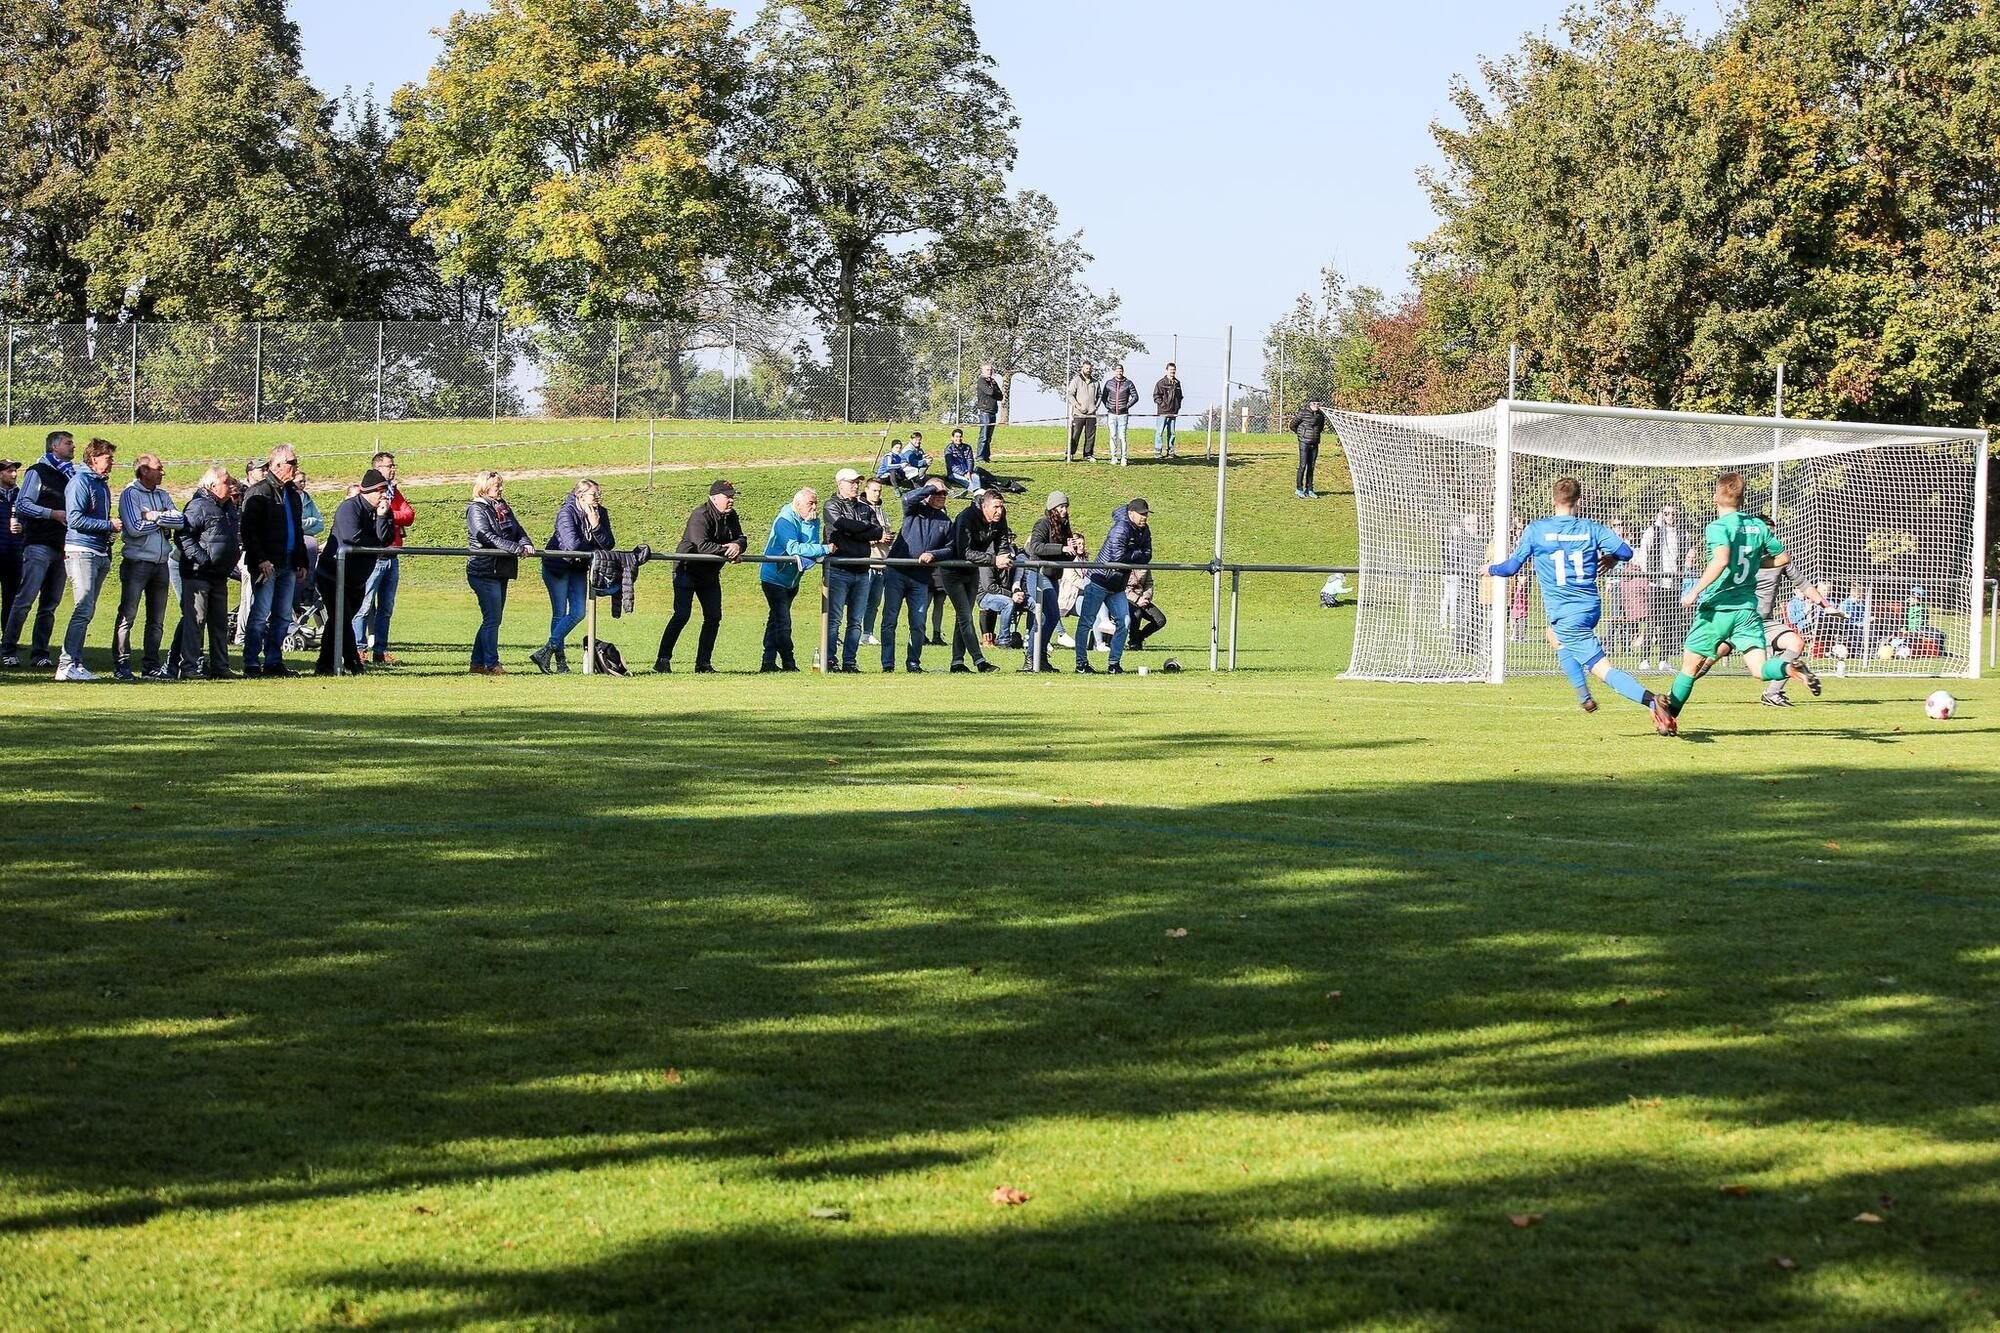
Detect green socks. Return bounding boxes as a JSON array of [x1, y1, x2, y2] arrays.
[[1759, 659, 1790, 681], [1670, 672, 1696, 707]]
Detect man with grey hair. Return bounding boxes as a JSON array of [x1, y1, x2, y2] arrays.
[[822, 467, 882, 672], [759, 484, 831, 672], [1065, 358, 1102, 462], [173, 465, 241, 678], [113, 452, 185, 680], [972, 360, 1004, 461], [239, 443, 308, 675]]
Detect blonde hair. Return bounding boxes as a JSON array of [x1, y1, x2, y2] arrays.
[[1716, 472, 1745, 507], [472, 470, 504, 499]]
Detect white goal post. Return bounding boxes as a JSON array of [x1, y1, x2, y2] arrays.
[[1334, 399, 1990, 683]]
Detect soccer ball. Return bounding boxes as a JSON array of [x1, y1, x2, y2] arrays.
[[1925, 690, 1957, 721], [1831, 643, 1848, 660]]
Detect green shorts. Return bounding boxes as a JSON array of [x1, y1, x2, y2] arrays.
[[1684, 606, 1766, 659]]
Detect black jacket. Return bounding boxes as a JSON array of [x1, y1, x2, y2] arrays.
[[953, 506, 1015, 595], [973, 375, 1005, 415], [16, 461, 69, 549], [1027, 513, 1074, 564], [823, 492, 884, 561], [240, 474, 307, 571], [466, 496, 533, 580], [175, 486, 243, 579], [1102, 375, 1141, 413], [1152, 376, 1184, 414], [317, 494, 394, 587], [889, 488, 957, 588], [1291, 407, 1328, 446], [676, 498, 747, 581]]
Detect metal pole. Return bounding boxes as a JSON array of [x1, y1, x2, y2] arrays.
[[490, 321, 500, 420], [1968, 433, 1989, 680], [333, 549, 347, 677], [252, 323, 262, 424], [1988, 578, 1997, 671], [842, 324, 853, 424], [584, 583, 597, 674], [1209, 325, 1232, 671], [648, 419, 656, 489], [729, 324, 739, 424], [611, 322, 621, 422], [375, 322, 384, 423], [1508, 342, 1518, 399], [818, 557, 831, 673], [1771, 363, 1785, 520], [4, 323, 11, 428], [127, 321, 137, 425], [1489, 398, 1514, 684], [955, 328, 964, 427], [1228, 568, 1241, 670]]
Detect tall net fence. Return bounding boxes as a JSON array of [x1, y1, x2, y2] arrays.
[[0, 318, 1233, 429], [1337, 403, 1988, 682]]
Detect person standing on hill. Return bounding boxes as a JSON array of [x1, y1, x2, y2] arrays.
[[657, 480, 746, 673], [1066, 359, 1103, 462], [1101, 363, 1140, 466], [1152, 363, 1184, 459], [0, 458, 21, 633], [823, 468, 882, 672], [239, 444, 309, 677], [56, 437, 121, 681], [1290, 398, 1328, 499], [353, 451, 415, 666], [972, 362, 1004, 462], [1074, 498, 1152, 675]]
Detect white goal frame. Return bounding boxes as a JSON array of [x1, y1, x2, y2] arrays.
[[1335, 398, 1989, 684]]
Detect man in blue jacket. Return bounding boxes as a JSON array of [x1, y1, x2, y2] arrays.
[[881, 478, 955, 672], [758, 486, 832, 672], [58, 438, 122, 681], [1074, 498, 1153, 675], [2, 430, 76, 668]]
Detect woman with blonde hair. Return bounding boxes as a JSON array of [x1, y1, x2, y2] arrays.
[[464, 470, 534, 674], [535, 478, 616, 673]]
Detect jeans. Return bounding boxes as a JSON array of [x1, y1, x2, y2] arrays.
[[761, 580, 801, 667], [352, 555, 400, 657], [861, 566, 885, 634], [1297, 440, 1320, 492], [243, 564, 296, 671], [658, 569, 723, 668], [826, 564, 867, 668], [1023, 571, 1060, 667], [181, 575, 232, 676], [1073, 581, 1131, 667], [1156, 416, 1177, 456], [938, 573, 985, 666], [59, 549, 110, 671], [315, 565, 371, 673], [1067, 415, 1097, 460], [975, 411, 996, 461], [468, 572, 509, 668], [114, 558, 171, 673], [1107, 414, 1130, 463], [879, 568, 931, 669], [543, 565, 588, 650], [4, 543, 65, 658]]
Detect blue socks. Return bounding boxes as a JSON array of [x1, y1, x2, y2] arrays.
[[1558, 649, 1592, 702], [1600, 665, 1650, 708]]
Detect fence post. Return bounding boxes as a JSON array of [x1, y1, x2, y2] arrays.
[[3, 322, 11, 428], [1209, 325, 1232, 672], [333, 549, 347, 677], [842, 324, 853, 424], [1228, 569, 1241, 670], [955, 328, 964, 425], [729, 323, 739, 423], [375, 322, 384, 424], [252, 323, 263, 424], [648, 419, 656, 489], [128, 321, 138, 425], [490, 321, 500, 420], [584, 583, 597, 675], [611, 321, 621, 422]]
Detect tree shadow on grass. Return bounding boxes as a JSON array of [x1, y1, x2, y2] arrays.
[[2, 702, 1997, 1323]]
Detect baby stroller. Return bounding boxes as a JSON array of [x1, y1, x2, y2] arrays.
[[284, 578, 326, 652]]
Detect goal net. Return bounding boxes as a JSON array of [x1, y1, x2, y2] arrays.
[[1334, 400, 1989, 682]]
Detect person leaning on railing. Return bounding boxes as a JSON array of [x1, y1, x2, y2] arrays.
[[822, 468, 882, 673], [175, 466, 241, 679], [314, 469, 394, 676], [1074, 497, 1152, 675], [758, 486, 832, 673], [533, 478, 615, 675], [1019, 490, 1082, 673], [656, 479, 746, 674], [464, 470, 536, 676]]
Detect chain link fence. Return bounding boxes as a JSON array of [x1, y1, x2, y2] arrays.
[[0, 318, 1237, 429]]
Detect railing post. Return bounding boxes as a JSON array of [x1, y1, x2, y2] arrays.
[[611, 321, 621, 422], [127, 321, 138, 425], [819, 556, 831, 673], [3, 322, 11, 428], [1228, 568, 1241, 670], [1209, 325, 1232, 671], [252, 323, 262, 425], [333, 549, 348, 677], [729, 323, 739, 423], [584, 580, 597, 675], [842, 323, 853, 424], [375, 321, 384, 423]]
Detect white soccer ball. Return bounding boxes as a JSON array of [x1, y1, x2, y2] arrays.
[[1831, 643, 1848, 660], [1925, 690, 1957, 721]]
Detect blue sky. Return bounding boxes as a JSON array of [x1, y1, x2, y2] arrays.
[[295, 0, 1711, 359]]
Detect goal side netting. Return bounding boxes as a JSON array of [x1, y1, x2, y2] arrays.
[[1334, 401, 1989, 683]]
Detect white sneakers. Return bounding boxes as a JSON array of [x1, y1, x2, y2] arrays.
[[58, 664, 97, 682], [1055, 631, 1076, 649], [860, 633, 879, 646]]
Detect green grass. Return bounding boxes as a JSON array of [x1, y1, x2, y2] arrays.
[[4, 426, 1997, 1329]]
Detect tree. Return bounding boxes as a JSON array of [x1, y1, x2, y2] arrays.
[[392, 0, 754, 327], [915, 191, 1141, 422], [741, 0, 1018, 329]]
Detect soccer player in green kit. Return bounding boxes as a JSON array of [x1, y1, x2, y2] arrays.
[[1662, 471, 1820, 728]]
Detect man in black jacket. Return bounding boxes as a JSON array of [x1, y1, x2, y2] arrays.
[[172, 466, 243, 678], [1152, 364, 1184, 459], [657, 479, 747, 672], [314, 469, 395, 675], [972, 362, 1004, 461], [2, 430, 75, 668], [239, 444, 309, 676], [942, 490, 1008, 673], [1291, 399, 1329, 499], [822, 468, 882, 672]]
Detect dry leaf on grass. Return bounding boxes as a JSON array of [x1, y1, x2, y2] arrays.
[[1165, 927, 1188, 938], [1823, 841, 1841, 850], [662, 1068, 683, 1085], [1324, 990, 1343, 1000], [808, 1207, 850, 1222], [825, 756, 840, 765], [990, 1186, 1030, 1207], [1610, 996, 1630, 1007], [1311, 1041, 1331, 1052], [1773, 1256, 1798, 1271], [411, 1205, 435, 1215], [1507, 1213, 1543, 1228], [1719, 1184, 1752, 1197], [1259, 756, 1275, 763], [1852, 1211, 1884, 1224]]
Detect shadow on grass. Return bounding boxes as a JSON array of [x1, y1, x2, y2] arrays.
[[2, 702, 1996, 1324]]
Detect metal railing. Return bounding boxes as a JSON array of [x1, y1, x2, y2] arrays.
[[328, 545, 1359, 676]]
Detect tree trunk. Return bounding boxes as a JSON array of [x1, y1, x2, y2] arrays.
[[998, 369, 1014, 425]]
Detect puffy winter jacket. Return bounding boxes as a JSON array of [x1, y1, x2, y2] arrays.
[[545, 495, 617, 559], [1291, 406, 1328, 445], [1090, 504, 1153, 589], [1101, 375, 1140, 414], [466, 496, 533, 580], [176, 486, 243, 579]]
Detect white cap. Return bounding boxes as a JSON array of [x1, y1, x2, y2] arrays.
[[834, 468, 861, 482]]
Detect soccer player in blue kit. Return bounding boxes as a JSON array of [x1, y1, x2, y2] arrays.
[[1489, 477, 1678, 735]]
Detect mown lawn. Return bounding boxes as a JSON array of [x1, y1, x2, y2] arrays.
[[3, 423, 1996, 1329]]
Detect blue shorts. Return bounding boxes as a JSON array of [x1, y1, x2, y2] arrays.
[[1549, 611, 1607, 671]]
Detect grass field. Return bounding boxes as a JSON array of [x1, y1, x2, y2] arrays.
[[3, 420, 1997, 1329]]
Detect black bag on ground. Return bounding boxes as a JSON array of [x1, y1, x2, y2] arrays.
[[591, 640, 630, 676]]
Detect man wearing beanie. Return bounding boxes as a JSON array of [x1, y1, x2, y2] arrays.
[[315, 468, 396, 674]]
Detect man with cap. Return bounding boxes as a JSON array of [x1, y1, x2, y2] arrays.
[[314, 468, 396, 675], [113, 452, 185, 680], [2, 430, 76, 669], [1020, 490, 1084, 672], [0, 456, 21, 634], [881, 476, 955, 672], [1075, 497, 1153, 675], [239, 443, 309, 676], [822, 466, 883, 672], [1065, 359, 1103, 462], [657, 479, 747, 672]]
